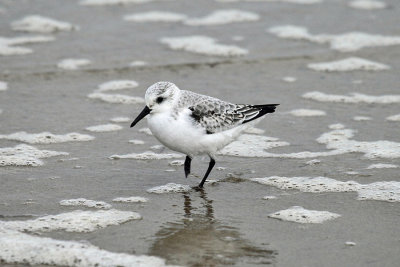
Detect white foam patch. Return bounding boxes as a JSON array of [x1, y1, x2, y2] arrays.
[[11, 15, 78, 33], [110, 151, 183, 160], [57, 58, 91, 70], [124, 11, 187, 22], [168, 159, 184, 166], [282, 76, 297, 83], [348, 0, 386, 10], [139, 127, 153, 135], [252, 176, 361, 193], [305, 159, 321, 165], [0, 144, 68, 167], [317, 127, 400, 159], [303, 91, 400, 104], [0, 35, 54, 56], [345, 241, 357, 246], [307, 57, 390, 72], [80, 0, 153, 5], [254, 124, 400, 159], [0, 131, 94, 144], [88, 92, 145, 104], [262, 196, 277, 200], [97, 80, 139, 92], [386, 114, 400, 122], [269, 206, 341, 224], [268, 25, 400, 52], [217, 0, 322, 4], [184, 9, 259, 26], [85, 124, 122, 132], [59, 198, 112, 209], [110, 117, 130, 123], [353, 116, 371, 121], [129, 139, 145, 145], [129, 60, 148, 67], [147, 183, 191, 194], [328, 123, 345, 130], [112, 196, 148, 203], [252, 176, 400, 202], [219, 134, 290, 157], [0, 209, 140, 233], [0, 81, 8, 91], [244, 127, 265, 135], [288, 109, 326, 117], [357, 181, 400, 202], [0, 228, 172, 267], [160, 35, 248, 57], [367, 163, 398, 169]]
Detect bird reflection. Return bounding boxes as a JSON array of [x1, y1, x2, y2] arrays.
[[149, 189, 276, 266]]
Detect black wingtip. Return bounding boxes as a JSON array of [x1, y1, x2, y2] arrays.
[[243, 104, 279, 124]]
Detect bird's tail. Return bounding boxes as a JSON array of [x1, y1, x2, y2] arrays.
[[242, 104, 279, 124]]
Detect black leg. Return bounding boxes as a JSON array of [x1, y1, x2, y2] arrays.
[[184, 156, 191, 178], [198, 157, 215, 188]]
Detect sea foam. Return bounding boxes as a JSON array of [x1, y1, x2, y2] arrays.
[[0, 144, 68, 167], [112, 196, 148, 203], [57, 58, 91, 70], [0, 209, 140, 233], [85, 124, 122, 132], [88, 92, 145, 104], [303, 91, 400, 104], [59, 199, 112, 209], [307, 57, 390, 72], [11, 15, 78, 33], [0, 132, 94, 144], [147, 183, 191, 194], [97, 80, 139, 92], [110, 151, 183, 160], [348, 0, 386, 10], [160, 35, 248, 57], [252, 176, 400, 202], [0, 35, 54, 56], [219, 134, 290, 157], [0, 81, 8, 91], [288, 109, 326, 117], [268, 25, 400, 52], [184, 9, 259, 26], [269, 206, 341, 224], [0, 228, 173, 267], [124, 11, 187, 22]]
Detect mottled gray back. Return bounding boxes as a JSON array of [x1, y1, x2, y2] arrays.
[[178, 90, 276, 134]]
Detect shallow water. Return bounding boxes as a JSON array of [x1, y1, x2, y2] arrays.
[[1, 0, 400, 266]]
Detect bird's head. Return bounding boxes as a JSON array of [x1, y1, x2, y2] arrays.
[[130, 81, 180, 128]]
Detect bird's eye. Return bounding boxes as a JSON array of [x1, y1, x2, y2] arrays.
[[156, 97, 164, 104]]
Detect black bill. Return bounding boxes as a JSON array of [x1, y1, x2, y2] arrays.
[[130, 106, 151, 128]]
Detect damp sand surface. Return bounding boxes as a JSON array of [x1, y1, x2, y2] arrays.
[[1, 0, 400, 266]]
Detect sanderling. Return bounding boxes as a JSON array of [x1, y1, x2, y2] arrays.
[[131, 81, 279, 188]]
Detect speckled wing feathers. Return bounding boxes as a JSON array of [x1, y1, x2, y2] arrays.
[[178, 90, 278, 134]]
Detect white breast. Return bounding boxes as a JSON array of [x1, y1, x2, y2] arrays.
[[147, 109, 253, 157]]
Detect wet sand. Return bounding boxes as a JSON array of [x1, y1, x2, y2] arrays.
[[1, 0, 400, 266]]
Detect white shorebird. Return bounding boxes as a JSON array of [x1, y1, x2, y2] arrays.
[[131, 82, 278, 188]]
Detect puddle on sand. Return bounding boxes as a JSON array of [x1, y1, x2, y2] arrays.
[[148, 190, 275, 266]]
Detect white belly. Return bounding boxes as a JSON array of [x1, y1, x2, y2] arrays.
[[147, 111, 247, 157]]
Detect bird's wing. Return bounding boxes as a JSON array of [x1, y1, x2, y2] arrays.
[[180, 91, 278, 134]]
